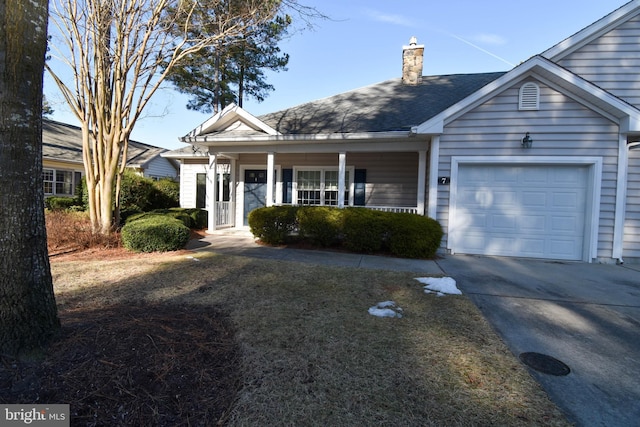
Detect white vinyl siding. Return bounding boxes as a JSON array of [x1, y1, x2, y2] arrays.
[[180, 160, 209, 208], [624, 147, 640, 260], [555, 15, 640, 109], [436, 79, 620, 260], [144, 157, 178, 180]]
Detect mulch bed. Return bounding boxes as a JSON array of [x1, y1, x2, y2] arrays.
[[0, 304, 241, 426]]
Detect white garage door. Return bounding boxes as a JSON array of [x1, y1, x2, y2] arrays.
[[453, 164, 588, 260]]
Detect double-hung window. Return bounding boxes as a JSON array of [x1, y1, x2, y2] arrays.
[[294, 167, 353, 206], [43, 168, 75, 196]]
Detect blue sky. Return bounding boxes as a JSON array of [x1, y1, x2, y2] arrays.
[[45, 0, 629, 149]]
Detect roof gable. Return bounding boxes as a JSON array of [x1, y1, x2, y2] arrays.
[[416, 56, 640, 134], [543, 0, 640, 61], [182, 104, 280, 141]]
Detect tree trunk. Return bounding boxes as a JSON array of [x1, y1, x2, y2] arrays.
[[0, 0, 60, 357]]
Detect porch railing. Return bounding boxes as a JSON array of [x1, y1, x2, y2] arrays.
[[365, 206, 419, 214], [215, 201, 234, 227]]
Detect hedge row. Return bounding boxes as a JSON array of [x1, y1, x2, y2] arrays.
[[248, 206, 443, 259], [121, 208, 207, 252]]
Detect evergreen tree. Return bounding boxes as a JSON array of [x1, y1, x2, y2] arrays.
[[167, 14, 291, 114]]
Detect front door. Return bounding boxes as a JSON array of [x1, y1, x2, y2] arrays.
[[244, 169, 267, 226]]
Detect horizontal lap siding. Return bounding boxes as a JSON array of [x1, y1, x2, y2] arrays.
[[240, 152, 419, 207], [144, 157, 178, 180], [557, 15, 640, 108], [437, 81, 620, 258], [180, 160, 208, 208], [624, 148, 640, 258]]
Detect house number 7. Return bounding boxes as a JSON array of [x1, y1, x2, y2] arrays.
[[438, 177, 450, 185]]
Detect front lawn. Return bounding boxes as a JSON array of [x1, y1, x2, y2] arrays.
[[2, 250, 569, 426]]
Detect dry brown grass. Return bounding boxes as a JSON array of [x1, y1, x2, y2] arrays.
[[44, 251, 571, 426]]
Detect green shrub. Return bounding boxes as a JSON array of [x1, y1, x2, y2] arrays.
[[297, 206, 343, 247], [45, 196, 80, 212], [248, 206, 298, 245], [125, 209, 194, 228], [119, 170, 155, 212], [183, 208, 208, 229], [150, 178, 180, 209], [342, 208, 387, 253], [121, 215, 190, 252], [387, 213, 443, 259]]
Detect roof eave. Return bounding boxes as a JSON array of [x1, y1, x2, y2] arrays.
[[542, 1, 640, 61], [180, 131, 413, 146]]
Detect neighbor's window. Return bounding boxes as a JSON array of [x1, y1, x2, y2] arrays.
[[43, 168, 75, 196]]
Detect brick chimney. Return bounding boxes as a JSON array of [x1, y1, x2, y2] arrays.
[[402, 36, 424, 85]]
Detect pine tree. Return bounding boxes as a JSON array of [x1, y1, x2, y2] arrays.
[[167, 14, 291, 114]]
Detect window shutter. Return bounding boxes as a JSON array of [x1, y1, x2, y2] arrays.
[[519, 82, 540, 110], [282, 168, 293, 204], [354, 169, 366, 206]]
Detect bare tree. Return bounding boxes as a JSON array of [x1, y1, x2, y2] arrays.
[[0, 0, 60, 356], [46, 0, 307, 234]]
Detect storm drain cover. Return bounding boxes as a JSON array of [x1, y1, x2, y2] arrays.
[[519, 352, 571, 376]]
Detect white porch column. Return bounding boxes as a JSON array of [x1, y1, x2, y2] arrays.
[[417, 149, 427, 215], [427, 136, 440, 218], [230, 157, 236, 227], [338, 152, 346, 208], [266, 152, 275, 207], [207, 153, 217, 233]]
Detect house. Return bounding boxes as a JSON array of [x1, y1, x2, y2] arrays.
[[164, 1, 640, 264], [43, 119, 179, 198]]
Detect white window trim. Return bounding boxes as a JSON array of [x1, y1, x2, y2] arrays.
[[292, 166, 355, 206], [448, 156, 602, 262], [43, 167, 75, 196]]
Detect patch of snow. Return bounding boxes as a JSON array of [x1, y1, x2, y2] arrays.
[[415, 277, 461, 296], [368, 301, 403, 318]]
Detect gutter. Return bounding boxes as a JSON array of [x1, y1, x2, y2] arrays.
[[179, 131, 413, 145]]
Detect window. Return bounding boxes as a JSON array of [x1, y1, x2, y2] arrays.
[[294, 167, 353, 206], [43, 169, 75, 196], [519, 82, 540, 110]]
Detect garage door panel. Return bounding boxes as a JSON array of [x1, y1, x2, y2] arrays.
[[454, 164, 588, 260], [492, 214, 517, 231], [519, 214, 546, 232], [522, 191, 547, 208], [552, 216, 580, 233]]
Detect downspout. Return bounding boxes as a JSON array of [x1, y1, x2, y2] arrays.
[[612, 135, 630, 264]]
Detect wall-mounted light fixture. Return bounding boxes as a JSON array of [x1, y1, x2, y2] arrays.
[[521, 132, 533, 149]]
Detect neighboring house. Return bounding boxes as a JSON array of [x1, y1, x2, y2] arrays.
[[164, 1, 640, 263], [43, 119, 179, 198]]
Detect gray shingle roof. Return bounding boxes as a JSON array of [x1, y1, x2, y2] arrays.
[[258, 72, 506, 134], [42, 119, 170, 167]]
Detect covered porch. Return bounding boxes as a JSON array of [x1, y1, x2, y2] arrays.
[[203, 137, 436, 233]]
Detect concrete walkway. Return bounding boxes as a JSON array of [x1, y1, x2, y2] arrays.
[[186, 229, 445, 275]]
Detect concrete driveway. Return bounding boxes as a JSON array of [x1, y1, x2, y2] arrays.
[[436, 255, 640, 427]]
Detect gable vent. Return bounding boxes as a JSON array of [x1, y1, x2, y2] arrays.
[[519, 82, 540, 110]]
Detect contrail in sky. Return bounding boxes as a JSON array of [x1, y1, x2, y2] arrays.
[[446, 32, 516, 67]]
